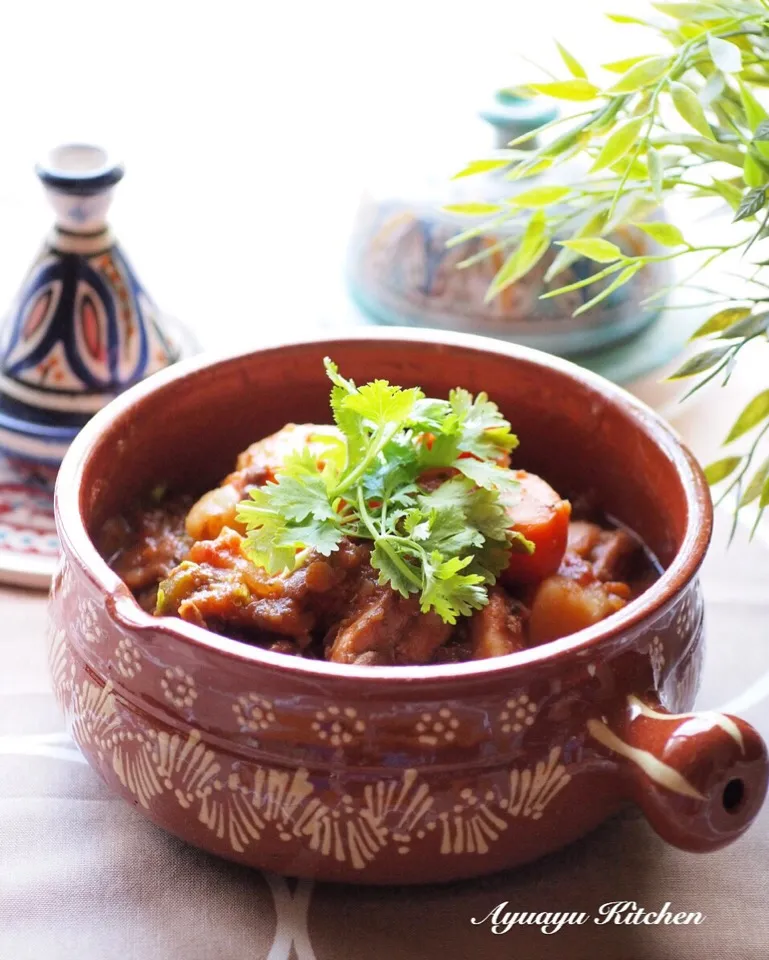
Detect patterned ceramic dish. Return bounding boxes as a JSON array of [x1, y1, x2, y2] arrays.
[[346, 92, 670, 363], [48, 331, 768, 884]]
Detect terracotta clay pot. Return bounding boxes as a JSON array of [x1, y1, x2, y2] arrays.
[[49, 330, 768, 884]]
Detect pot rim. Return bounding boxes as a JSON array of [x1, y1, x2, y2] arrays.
[[55, 327, 713, 686]]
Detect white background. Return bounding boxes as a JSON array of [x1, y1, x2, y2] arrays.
[[0, 0, 650, 340], [0, 0, 765, 481]]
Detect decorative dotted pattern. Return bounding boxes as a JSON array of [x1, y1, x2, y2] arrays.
[[160, 666, 197, 710], [115, 637, 142, 679], [233, 694, 276, 733], [416, 707, 460, 745], [674, 593, 696, 638], [499, 694, 537, 734], [76, 598, 106, 645], [649, 635, 665, 680], [311, 705, 365, 746]]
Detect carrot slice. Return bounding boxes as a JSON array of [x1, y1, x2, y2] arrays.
[[501, 471, 571, 586]]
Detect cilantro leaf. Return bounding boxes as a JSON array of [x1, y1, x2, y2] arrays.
[[453, 457, 521, 492], [237, 358, 530, 623], [450, 388, 520, 459], [370, 540, 421, 598], [342, 379, 424, 428], [420, 552, 487, 623], [361, 435, 420, 501], [277, 519, 343, 557], [325, 358, 367, 464], [468, 537, 514, 584]]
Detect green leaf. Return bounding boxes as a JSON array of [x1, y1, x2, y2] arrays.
[[486, 211, 549, 299], [669, 344, 732, 379], [710, 178, 744, 210], [541, 262, 625, 299], [572, 263, 641, 316], [704, 456, 742, 485], [505, 156, 554, 181], [707, 35, 742, 74], [761, 478, 769, 511], [743, 152, 768, 189], [609, 56, 670, 94], [261, 471, 336, 523], [590, 117, 644, 172], [447, 388, 520, 457], [420, 553, 487, 624], [740, 81, 769, 163], [652, 133, 743, 167], [734, 186, 767, 221], [507, 185, 571, 207], [556, 41, 587, 79], [452, 457, 521, 492], [602, 56, 654, 74], [452, 159, 511, 180], [544, 208, 609, 283], [606, 13, 656, 25], [725, 390, 769, 443], [740, 456, 769, 506], [609, 155, 650, 180], [753, 120, 769, 142], [718, 311, 769, 340], [557, 237, 624, 263], [739, 80, 768, 130], [688, 139, 744, 167], [276, 519, 343, 557], [370, 542, 420, 599], [443, 202, 504, 216], [647, 146, 663, 201], [670, 81, 714, 139], [632, 220, 686, 246], [690, 307, 752, 340], [529, 80, 601, 101], [653, 2, 732, 19], [343, 379, 423, 428]]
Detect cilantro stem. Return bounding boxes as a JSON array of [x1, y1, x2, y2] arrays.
[[356, 485, 422, 591], [333, 425, 396, 498]]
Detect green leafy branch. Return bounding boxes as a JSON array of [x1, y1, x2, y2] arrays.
[[452, 0, 769, 531]]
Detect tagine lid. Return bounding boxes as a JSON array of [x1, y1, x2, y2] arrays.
[[0, 143, 196, 589]]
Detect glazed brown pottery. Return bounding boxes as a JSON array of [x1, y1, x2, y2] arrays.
[[48, 330, 769, 884]]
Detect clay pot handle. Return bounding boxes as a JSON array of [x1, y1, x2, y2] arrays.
[[588, 696, 768, 852]]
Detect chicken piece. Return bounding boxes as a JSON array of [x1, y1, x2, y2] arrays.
[[157, 528, 366, 647], [185, 423, 338, 541], [591, 529, 638, 583], [528, 575, 628, 645], [469, 586, 527, 660], [98, 495, 193, 605], [566, 521, 603, 559], [566, 520, 638, 583], [327, 584, 452, 666], [184, 484, 242, 543]]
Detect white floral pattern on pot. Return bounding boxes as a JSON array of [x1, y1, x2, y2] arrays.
[[53, 668, 573, 869], [160, 666, 197, 710]]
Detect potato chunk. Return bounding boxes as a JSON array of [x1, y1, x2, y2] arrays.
[[185, 423, 336, 541], [529, 574, 628, 645]]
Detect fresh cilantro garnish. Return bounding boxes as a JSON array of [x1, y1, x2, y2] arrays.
[[236, 358, 532, 624]]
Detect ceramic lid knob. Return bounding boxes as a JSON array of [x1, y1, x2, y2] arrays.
[[36, 144, 124, 234], [478, 90, 558, 149]]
